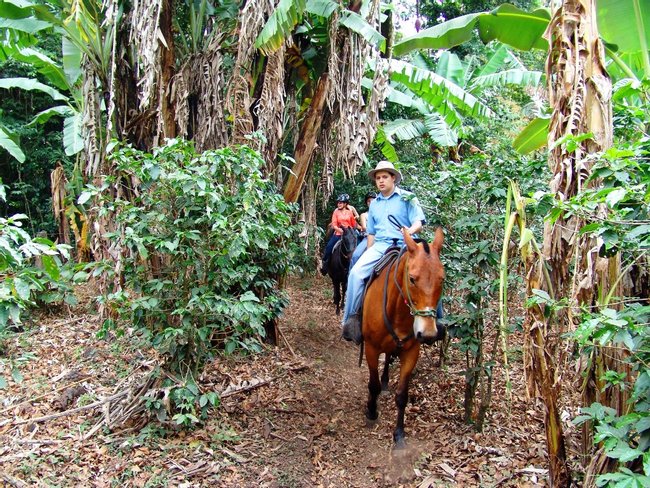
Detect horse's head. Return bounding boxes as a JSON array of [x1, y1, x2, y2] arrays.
[[340, 226, 357, 257], [402, 227, 445, 345]]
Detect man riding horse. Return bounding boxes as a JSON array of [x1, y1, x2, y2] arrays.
[[341, 161, 444, 344]]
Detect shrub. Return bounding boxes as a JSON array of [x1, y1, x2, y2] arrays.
[[89, 140, 302, 424], [0, 179, 74, 336]]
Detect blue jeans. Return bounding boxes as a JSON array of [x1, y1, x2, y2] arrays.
[[323, 234, 341, 263], [343, 240, 444, 324], [343, 241, 392, 323], [350, 237, 368, 269]]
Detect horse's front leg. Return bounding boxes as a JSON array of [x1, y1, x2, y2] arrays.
[[333, 281, 341, 315], [394, 344, 420, 448], [381, 353, 393, 392], [365, 343, 382, 423]]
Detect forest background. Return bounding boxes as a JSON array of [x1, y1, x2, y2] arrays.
[[1, 0, 649, 486]]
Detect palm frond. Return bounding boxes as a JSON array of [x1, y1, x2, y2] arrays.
[[383, 118, 427, 142], [435, 51, 466, 87], [339, 10, 384, 49], [469, 69, 544, 92], [374, 125, 399, 162], [255, 0, 307, 56], [305, 0, 338, 18], [0, 76, 68, 100], [389, 59, 494, 120], [424, 113, 458, 147]]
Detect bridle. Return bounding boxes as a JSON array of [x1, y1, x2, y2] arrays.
[[381, 215, 438, 348]]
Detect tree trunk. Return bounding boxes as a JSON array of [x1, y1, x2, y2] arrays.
[[283, 73, 330, 203], [158, 0, 176, 141]]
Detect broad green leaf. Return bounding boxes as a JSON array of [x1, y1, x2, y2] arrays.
[[477, 4, 550, 51], [394, 6, 550, 57], [625, 224, 650, 241], [62, 36, 82, 86], [255, 0, 307, 56], [0, 77, 67, 100], [389, 59, 494, 121], [598, 0, 650, 77], [382, 118, 427, 142], [11, 367, 23, 384], [605, 188, 627, 207], [424, 113, 458, 147], [0, 16, 50, 33], [476, 44, 517, 77], [470, 69, 544, 92], [305, 0, 337, 18], [0, 124, 25, 163], [363, 76, 428, 113], [513, 116, 549, 154], [339, 10, 385, 49], [393, 13, 481, 56], [435, 51, 465, 87], [63, 113, 83, 156], [13, 277, 31, 301], [27, 105, 75, 126], [6, 47, 68, 90], [0, 376, 7, 389], [2, 0, 39, 8], [598, 0, 650, 54], [374, 126, 398, 162], [41, 254, 60, 281]]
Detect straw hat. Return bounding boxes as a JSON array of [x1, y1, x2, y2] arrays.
[[368, 160, 402, 185]]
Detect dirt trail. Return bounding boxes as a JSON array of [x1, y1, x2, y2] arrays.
[[0, 275, 550, 487]]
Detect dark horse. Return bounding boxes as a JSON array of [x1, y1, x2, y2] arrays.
[[362, 227, 445, 447], [327, 226, 358, 315]]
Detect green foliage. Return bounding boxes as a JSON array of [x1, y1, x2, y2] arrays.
[[0, 179, 74, 351], [91, 140, 301, 420], [572, 306, 650, 485], [565, 92, 650, 484]]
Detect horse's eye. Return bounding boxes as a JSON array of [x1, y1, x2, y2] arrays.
[[409, 276, 416, 285]]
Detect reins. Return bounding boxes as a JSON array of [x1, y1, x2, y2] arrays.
[[382, 252, 414, 349], [380, 214, 437, 349]]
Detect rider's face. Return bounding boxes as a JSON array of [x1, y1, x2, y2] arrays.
[[374, 171, 396, 195]]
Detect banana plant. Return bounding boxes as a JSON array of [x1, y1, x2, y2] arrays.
[[373, 44, 544, 155], [0, 0, 91, 161], [393, 1, 650, 154]]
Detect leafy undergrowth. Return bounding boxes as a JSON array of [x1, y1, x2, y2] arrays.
[[0, 275, 564, 487]]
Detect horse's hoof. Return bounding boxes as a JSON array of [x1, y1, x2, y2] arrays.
[[381, 382, 389, 392], [365, 417, 378, 428], [393, 437, 407, 450], [365, 410, 378, 424]]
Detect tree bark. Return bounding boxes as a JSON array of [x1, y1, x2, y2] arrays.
[[283, 73, 330, 203]]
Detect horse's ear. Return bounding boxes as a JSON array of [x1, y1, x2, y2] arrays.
[[403, 227, 418, 252], [431, 227, 444, 254]]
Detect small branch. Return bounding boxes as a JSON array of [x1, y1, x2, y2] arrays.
[[277, 323, 297, 358], [12, 390, 128, 426], [0, 472, 29, 488], [220, 379, 271, 399], [0, 377, 90, 417]]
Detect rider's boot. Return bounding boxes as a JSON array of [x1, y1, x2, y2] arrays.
[[342, 313, 362, 345]]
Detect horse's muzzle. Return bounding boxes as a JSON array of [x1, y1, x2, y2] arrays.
[[414, 318, 446, 344]]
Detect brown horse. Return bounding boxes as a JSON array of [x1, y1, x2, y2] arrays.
[[362, 227, 445, 447]]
